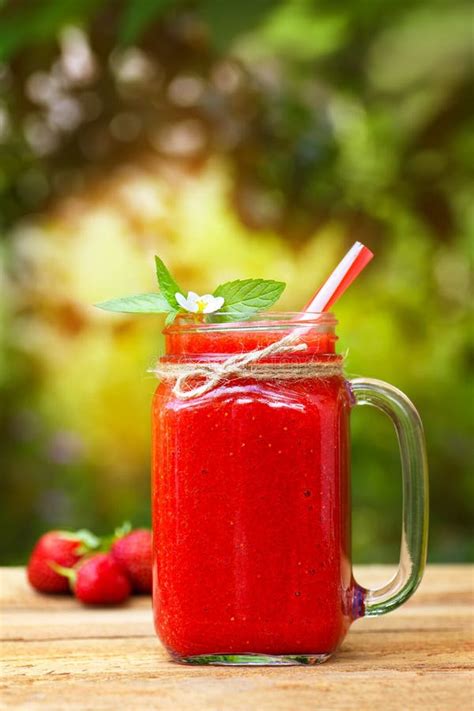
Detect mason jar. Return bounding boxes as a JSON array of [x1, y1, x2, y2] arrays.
[[151, 313, 428, 665]]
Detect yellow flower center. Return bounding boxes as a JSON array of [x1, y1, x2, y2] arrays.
[[196, 299, 207, 313]]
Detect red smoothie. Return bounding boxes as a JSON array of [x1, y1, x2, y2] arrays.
[[152, 318, 361, 662]]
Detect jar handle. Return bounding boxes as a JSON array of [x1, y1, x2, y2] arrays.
[[349, 378, 429, 616]]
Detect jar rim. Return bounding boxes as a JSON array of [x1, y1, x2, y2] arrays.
[[164, 311, 337, 334]]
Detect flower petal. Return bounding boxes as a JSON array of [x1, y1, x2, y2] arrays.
[[202, 295, 225, 313], [175, 292, 188, 309]]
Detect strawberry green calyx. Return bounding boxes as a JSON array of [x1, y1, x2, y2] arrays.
[[58, 529, 101, 556], [49, 561, 77, 587], [114, 521, 132, 540], [97, 521, 133, 552]]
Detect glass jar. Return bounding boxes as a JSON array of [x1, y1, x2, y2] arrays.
[[151, 313, 428, 665]]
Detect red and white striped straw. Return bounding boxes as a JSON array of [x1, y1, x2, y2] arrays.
[[299, 241, 373, 320]]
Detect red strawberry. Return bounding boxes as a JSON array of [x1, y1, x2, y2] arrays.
[[111, 529, 152, 593], [27, 530, 98, 594], [57, 553, 132, 605]]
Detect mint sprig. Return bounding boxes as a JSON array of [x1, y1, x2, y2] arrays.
[[95, 255, 286, 322]]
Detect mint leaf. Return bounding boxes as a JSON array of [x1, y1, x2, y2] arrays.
[[164, 310, 179, 326], [213, 279, 285, 320], [155, 256, 183, 308], [95, 293, 174, 313]]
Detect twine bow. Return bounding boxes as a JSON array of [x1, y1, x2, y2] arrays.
[[151, 332, 343, 400]]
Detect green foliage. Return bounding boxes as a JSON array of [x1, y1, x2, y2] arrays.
[[199, 0, 280, 51], [118, 0, 175, 44], [0, 0, 98, 61]]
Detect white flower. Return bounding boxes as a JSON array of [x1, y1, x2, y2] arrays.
[[175, 291, 225, 314]]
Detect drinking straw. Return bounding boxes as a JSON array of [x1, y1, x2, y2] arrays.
[[300, 241, 373, 319]]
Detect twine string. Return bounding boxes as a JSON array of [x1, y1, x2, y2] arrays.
[[150, 331, 342, 400]]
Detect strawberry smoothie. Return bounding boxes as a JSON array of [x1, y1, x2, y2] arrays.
[[151, 317, 361, 662]]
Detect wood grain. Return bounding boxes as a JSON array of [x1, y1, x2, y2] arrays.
[[1, 566, 473, 710]]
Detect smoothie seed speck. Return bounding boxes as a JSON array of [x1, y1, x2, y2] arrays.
[[295, 591, 301, 597]]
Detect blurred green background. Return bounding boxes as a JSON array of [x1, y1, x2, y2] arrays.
[[1, 0, 472, 565]]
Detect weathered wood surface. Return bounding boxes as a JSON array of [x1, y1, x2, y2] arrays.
[[1, 566, 473, 710]]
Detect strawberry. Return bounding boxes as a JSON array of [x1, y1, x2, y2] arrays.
[[27, 529, 99, 594], [55, 553, 132, 605], [111, 529, 152, 593]]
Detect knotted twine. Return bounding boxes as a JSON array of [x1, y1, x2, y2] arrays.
[[150, 331, 343, 400]]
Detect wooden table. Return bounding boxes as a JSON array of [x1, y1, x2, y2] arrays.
[[1, 566, 472, 710]]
